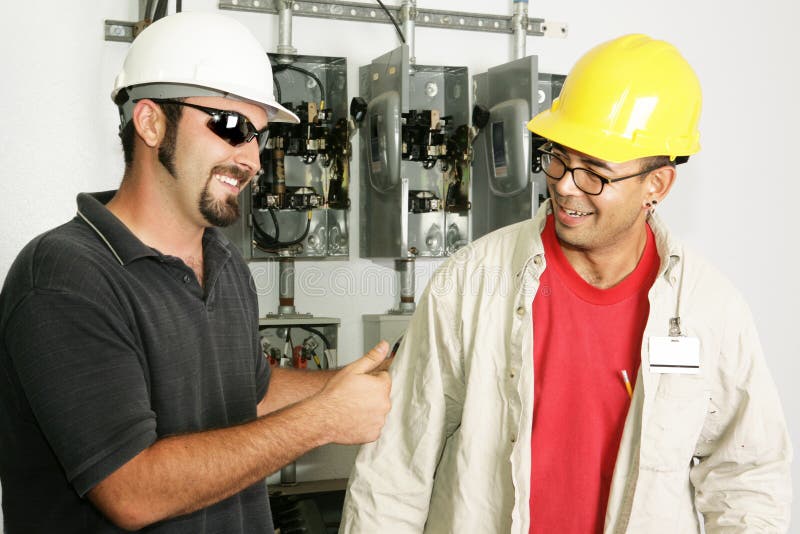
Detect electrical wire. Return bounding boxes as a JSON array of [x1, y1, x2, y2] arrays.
[[273, 64, 326, 104], [252, 209, 312, 252], [296, 326, 331, 350], [376, 0, 406, 43], [297, 326, 332, 369], [391, 335, 403, 358], [152, 0, 168, 21]]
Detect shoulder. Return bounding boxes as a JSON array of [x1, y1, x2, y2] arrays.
[[436, 219, 540, 280], [677, 243, 746, 310], [1, 219, 125, 324], [421, 219, 540, 311]]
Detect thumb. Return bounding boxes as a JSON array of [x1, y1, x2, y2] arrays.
[[346, 341, 390, 375]]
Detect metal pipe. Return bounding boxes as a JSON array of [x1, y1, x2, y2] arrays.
[[401, 0, 417, 65], [277, 0, 297, 59], [396, 259, 416, 314], [512, 0, 529, 60], [278, 258, 296, 315], [280, 462, 296, 485]]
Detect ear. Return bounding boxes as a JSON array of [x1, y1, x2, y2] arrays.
[[643, 164, 677, 205], [131, 99, 166, 149]]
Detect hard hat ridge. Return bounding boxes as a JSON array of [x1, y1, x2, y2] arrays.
[[527, 33, 702, 163], [111, 11, 299, 126]]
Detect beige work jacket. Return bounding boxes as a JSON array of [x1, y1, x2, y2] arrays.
[[341, 202, 792, 533]]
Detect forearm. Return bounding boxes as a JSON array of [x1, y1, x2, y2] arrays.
[[89, 398, 331, 530], [258, 367, 337, 415]]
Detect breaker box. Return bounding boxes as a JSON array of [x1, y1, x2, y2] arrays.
[[358, 45, 471, 259], [471, 56, 565, 239], [224, 53, 351, 260]]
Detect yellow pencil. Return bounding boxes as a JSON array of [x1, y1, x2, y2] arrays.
[[620, 370, 633, 399]]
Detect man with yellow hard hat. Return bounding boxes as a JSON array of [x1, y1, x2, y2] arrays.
[[341, 34, 791, 533]]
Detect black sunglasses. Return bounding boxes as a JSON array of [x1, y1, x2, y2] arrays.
[[137, 99, 270, 152]]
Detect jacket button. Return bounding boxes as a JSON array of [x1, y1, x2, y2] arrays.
[[516, 306, 525, 316], [511, 436, 517, 443], [183, 274, 191, 283], [534, 256, 543, 266]]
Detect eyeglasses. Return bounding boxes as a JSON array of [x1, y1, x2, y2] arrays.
[[539, 143, 663, 196], [139, 99, 270, 152]]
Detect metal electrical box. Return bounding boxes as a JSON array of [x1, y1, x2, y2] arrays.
[[225, 54, 351, 259], [363, 313, 410, 352], [471, 56, 565, 239], [358, 46, 471, 259], [258, 316, 339, 371]]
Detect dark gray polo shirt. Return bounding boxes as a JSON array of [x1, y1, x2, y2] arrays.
[[0, 191, 272, 533]]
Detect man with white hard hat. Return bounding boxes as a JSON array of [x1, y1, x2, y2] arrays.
[[0, 11, 391, 533]]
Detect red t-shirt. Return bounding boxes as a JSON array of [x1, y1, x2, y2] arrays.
[[529, 215, 659, 533]]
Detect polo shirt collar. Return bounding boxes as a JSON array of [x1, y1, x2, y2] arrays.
[[74, 191, 232, 268], [76, 191, 156, 265]]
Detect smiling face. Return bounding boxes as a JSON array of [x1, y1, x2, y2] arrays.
[[164, 96, 267, 228], [546, 143, 666, 256]]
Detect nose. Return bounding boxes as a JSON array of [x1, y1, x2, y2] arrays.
[[233, 138, 261, 177], [551, 168, 582, 197]]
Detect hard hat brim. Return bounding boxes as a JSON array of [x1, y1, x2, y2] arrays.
[[265, 100, 300, 124]]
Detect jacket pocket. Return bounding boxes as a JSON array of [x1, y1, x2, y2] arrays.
[[639, 374, 710, 471]]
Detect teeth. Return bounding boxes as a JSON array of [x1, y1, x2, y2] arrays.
[[565, 208, 592, 217], [215, 174, 239, 187]]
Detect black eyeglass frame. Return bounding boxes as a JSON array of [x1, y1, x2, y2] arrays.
[[134, 98, 270, 152], [539, 142, 666, 196]]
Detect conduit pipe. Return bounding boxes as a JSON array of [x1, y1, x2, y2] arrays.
[[395, 259, 416, 314], [400, 0, 417, 65], [278, 258, 296, 315], [277, 0, 297, 61], [512, 0, 529, 59]]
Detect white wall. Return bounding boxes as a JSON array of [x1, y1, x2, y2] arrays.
[[1, 0, 798, 530]]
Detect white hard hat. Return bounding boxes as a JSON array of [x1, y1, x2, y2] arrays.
[[111, 11, 299, 125]]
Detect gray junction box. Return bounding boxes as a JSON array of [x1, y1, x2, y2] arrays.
[[471, 56, 565, 239], [358, 45, 471, 259]]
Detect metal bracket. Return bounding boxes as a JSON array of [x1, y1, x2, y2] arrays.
[[105, 0, 164, 42], [220, 0, 567, 37], [105, 19, 138, 42], [104, 1, 568, 43]]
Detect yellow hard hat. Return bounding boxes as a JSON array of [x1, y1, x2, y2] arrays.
[[527, 34, 702, 163]]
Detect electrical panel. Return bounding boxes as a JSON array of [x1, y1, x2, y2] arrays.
[[358, 46, 472, 259], [224, 54, 351, 259], [258, 316, 339, 371], [471, 56, 565, 239]]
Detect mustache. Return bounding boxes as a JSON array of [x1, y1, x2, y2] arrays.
[[211, 164, 253, 184]]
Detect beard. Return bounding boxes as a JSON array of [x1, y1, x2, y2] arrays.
[[199, 186, 240, 227], [198, 165, 250, 227], [158, 127, 178, 178]]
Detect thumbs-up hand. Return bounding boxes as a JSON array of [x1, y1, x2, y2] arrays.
[[317, 342, 392, 444]]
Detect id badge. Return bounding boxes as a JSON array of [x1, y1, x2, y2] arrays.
[[648, 336, 700, 374]]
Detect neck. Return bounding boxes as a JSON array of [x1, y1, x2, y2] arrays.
[[107, 164, 205, 261], [559, 222, 649, 289]]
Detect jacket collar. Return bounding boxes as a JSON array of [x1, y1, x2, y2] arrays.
[[510, 198, 683, 286]]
